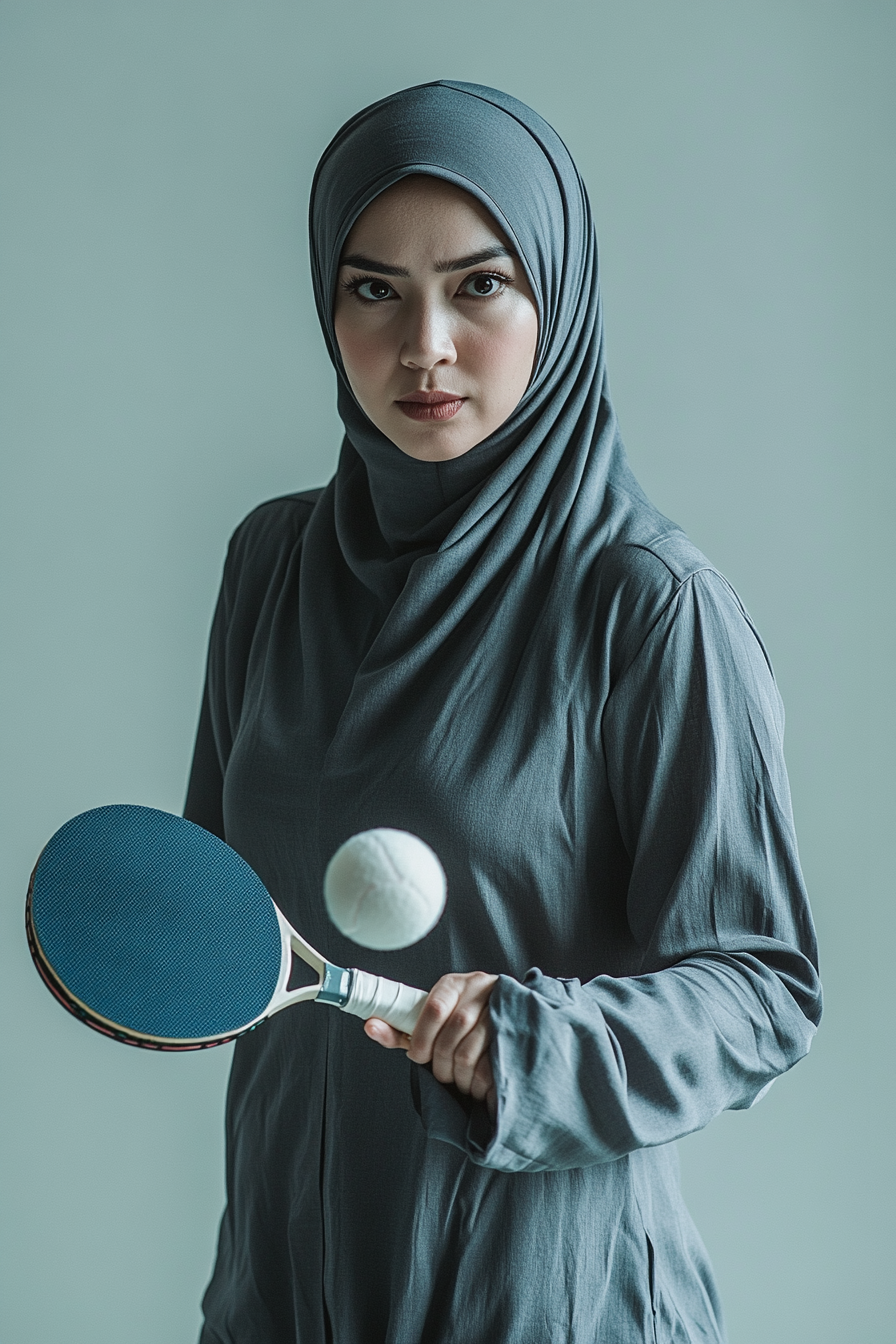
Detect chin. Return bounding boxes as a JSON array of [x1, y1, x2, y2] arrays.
[[386, 418, 481, 463], [395, 435, 479, 462]]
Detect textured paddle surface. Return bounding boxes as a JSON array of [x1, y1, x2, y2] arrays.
[[30, 806, 282, 1040]]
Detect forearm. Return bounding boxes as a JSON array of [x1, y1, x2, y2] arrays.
[[415, 948, 818, 1173]]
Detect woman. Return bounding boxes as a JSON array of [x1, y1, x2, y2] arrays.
[[185, 81, 821, 1343]]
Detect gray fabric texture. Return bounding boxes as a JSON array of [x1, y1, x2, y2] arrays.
[[186, 81, 820, 1344]]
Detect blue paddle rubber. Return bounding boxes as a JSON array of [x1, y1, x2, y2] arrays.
[[29, 805, 282, 1042]]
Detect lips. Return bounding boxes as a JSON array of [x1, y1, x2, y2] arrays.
[[395, 390, 466, 422]]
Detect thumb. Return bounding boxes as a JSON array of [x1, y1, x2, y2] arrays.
[[364, 1018, 412, 1050]]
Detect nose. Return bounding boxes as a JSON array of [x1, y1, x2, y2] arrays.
[[400, 296, 456, 372]]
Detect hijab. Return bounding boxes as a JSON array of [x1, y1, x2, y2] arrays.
[[299, 82, 652, 754]]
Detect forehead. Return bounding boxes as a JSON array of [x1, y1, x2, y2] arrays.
[[310, 85, 582, 376], [341, 175, 510, 261]]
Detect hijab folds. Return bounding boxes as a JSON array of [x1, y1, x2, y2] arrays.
[[301, 79, 648, 776]]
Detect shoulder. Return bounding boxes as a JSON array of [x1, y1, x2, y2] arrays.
[[592, 526, 766, 683], [599, 527, 715, 593], [226, 489, 323, 562], [591, 528, 713, 675], [222, 488, 324, 583], [214, 488, 326, 622]]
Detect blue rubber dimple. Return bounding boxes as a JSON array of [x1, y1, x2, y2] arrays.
[[30, 805, 282, 1041]]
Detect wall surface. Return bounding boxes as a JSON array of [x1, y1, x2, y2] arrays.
[[1, 2, 893, 1340]]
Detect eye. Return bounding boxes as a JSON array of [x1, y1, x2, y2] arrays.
[[358, 278, 394, 301], [460, 271, 509, 298], [342, 275, 397, 302]]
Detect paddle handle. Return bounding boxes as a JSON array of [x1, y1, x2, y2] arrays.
[[341, 969, 428, 1036]]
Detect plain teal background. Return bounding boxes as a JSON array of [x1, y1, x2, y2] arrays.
[[1, 2, 893, 1340]]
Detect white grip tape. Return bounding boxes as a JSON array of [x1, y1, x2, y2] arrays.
[[342, 969, 428, 1036]]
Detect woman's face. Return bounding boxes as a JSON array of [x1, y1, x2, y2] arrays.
[[333, 176, 539, 462]]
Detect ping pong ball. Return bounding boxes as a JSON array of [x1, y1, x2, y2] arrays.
[[324, 829, 447, 951]]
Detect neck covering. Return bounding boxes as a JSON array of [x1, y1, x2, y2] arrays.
[[307, 80, 646, 612], [297, 80, 660, 837]]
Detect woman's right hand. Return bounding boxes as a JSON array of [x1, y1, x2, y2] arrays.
[[365, 971, 498, 1119]]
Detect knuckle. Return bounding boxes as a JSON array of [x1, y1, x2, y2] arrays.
[[449, 1007, 476, 1035], [424, 989, 454, 1020], [454, 1038, 481, 1070], [471, 971, 497, 992]]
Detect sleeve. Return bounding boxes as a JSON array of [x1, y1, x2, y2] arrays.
[[182, 492, 320, 839], [414, 568, 821, 1172], [183, 680, 226, 838], [183, 554, 233, 840]]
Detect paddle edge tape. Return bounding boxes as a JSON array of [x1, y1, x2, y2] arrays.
[[25, 862, 271, 1052]]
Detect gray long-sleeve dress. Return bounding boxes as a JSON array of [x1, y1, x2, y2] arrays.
[[185, 487, 820, 1344], [187, 78, 820, 1344]]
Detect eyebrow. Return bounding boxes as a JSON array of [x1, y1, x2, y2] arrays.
[[339, 244, 515, 277]]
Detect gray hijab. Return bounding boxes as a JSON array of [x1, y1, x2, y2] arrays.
[[305, 80, 646, 614]]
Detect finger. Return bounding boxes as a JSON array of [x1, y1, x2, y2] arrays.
[[430, 980, 495, 1089], [468, 1048, 495, 1103], [406, 975, 466, 1064], [429, 998, 483, 1084], [364, 1018, 412, 1050], [442, 1012, 492, 1095]]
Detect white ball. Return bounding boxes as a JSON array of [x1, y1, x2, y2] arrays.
[[323, 828, 447, 951]]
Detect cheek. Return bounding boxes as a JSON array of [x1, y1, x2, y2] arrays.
[[333, 317, 390, 398], [467, 311, 538, 407]]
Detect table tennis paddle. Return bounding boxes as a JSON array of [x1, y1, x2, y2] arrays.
[[26, 805, 428, 1050]]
